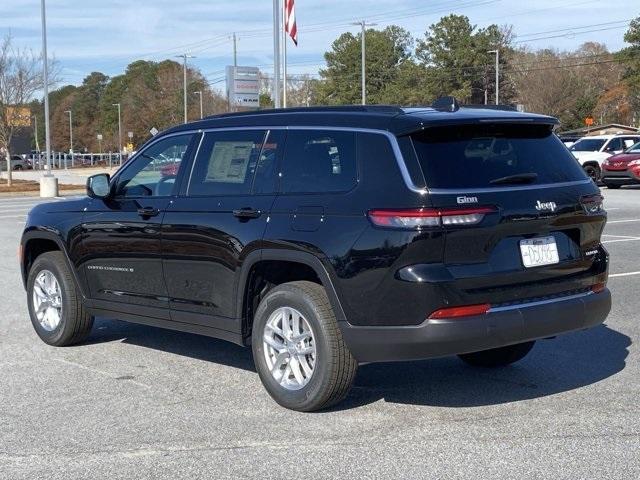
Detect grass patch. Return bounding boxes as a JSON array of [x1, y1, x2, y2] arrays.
[[0, 178, 81, 193]]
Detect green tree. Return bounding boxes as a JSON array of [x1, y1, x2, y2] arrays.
[[316, 26, 414, 104], [616, 16, 640, 124], [416, 15, 514, 104]]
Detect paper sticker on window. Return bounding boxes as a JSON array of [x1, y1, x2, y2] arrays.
[[206, 141, 255, 183]]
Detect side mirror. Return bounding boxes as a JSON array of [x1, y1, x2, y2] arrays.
[[87, 173, 111, 199]]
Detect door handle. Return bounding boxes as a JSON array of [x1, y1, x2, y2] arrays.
[[137, 207, 160, 218], [233, 208, 262, 219]]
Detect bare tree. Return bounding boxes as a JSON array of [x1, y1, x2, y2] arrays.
[[0, 35, 43, 186]]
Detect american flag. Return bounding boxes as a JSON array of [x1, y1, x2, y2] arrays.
[[284, 0, 297, 46]]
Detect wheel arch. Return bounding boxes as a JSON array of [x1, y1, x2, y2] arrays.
[[21, 231, 86, 298], [237, 249, 347, 344]]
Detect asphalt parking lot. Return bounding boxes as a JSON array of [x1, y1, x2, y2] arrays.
[[1, 189, 639, 479]]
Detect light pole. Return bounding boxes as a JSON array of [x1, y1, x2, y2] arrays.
[[194, 91, 203, 119], [488, 49, 499, 105], [32, 116, 40, 153], [351, 20, 377, 105], [64, 110, 72, 169], [112, 103, 121, 165], [39, 0, 58, 196], [176, 54, 195, 123]]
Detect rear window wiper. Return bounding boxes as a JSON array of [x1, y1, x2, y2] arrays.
[[489, 173, 538, 185]]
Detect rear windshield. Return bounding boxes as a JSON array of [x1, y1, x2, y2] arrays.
[[410, 124, 587, 189], [569, 138, 606, 152]]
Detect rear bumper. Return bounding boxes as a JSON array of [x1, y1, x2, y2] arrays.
[[340, 288, 611, 363]]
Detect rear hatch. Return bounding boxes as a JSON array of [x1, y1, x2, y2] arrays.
[[407, 122, 607, 305]]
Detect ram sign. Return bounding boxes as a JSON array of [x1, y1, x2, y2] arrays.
[[226, 66, 260, 109]]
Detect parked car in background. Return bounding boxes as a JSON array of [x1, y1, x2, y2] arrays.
[[601, 141, 640, 189], [558, 134, 581, 148], [0, 155, 32, 171], [569, 134, 640, 182]]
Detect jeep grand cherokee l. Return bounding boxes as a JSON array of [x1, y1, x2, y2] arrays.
[[20, 99, 611, 412]]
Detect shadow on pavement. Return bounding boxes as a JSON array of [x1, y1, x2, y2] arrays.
[[85, 318, 629, 411]]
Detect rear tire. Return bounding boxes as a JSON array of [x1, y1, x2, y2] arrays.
[[27, 251, 93, 346], [604, 183, 621, 189], [458, 341, 535, 368], [252, 281, 357, 412]]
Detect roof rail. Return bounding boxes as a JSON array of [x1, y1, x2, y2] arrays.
[[205, 105, 404, 119], [463, 104, 519, 112], [205, 104, 404, 119]]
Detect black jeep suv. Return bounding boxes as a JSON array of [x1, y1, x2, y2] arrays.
[[20, 100, 611, 411]]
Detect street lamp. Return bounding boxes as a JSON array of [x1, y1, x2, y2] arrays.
[[176, 54, 195, 123], [112, 103, 122, 165], [351, 20, 377, 105], [194, 91, 203, 119], [39, 0, 58, 197], [488, 49, 499, 105]]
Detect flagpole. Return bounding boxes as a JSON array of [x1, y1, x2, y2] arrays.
[[272, 0, 281, 108], [282, 0, 287, 108]]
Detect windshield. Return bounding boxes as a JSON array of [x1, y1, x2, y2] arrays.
[[569, 138, 606, 152], [626, 141, 640, 154], [410, 123, 587, 189]]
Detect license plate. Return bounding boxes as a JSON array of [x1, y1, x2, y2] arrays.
[[519, 236, 559, 268]]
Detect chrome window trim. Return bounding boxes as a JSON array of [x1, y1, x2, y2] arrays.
[[488, 290, 593, 313], [142, 124, 592, 197]]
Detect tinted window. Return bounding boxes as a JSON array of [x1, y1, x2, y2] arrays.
[[115, 134, 192, 197], [253, 130, 284, 194], [411, 124, 587, 189], [281, 130, 357, 193], [604, 138, 622, 152], [570, 139, 606, 152], [188, 130, 267, 196]]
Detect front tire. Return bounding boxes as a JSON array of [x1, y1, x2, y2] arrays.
[[458, 341, 535, 368], [583, 164, 601, 183], [27, 251, 93, 346], [252, 281, 357, 412]]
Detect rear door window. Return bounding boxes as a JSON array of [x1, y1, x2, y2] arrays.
[[281, 130, 357, 193], [410, 124, 587, 189]]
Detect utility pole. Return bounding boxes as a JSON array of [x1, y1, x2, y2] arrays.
[[176, 54, 195, 123], [194, 91, 203, 119], [488, 49, 499, 105], [112, 103, 122, 164], [232, 33, 238, 69], [351, 20, 377, 105], [272, 0, 281, 108]]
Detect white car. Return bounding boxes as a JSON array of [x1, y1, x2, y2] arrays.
[[569, 134, 640, 182]]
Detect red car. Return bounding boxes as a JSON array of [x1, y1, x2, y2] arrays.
[[601, 142, 640, 189]]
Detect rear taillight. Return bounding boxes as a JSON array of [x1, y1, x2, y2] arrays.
[[428, 303, 491, 319], [368, 207, 496, 229], [591, 282, 607, 293], [580, 194, 604, 215]]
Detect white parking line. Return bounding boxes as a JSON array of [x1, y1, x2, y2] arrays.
[[0, 208, 34, 214], [607, 218, 640, 224], [610, 271, 640, 278], [0, 215, 28, 219]]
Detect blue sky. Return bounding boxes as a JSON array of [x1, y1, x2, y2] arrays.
[[1, 0, 638, 94]]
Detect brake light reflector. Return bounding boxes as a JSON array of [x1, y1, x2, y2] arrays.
[[428, 303, 491, 319], [580, 194, 604, 214], [591, 282, 606, 293], [368, 207, 496, 229]]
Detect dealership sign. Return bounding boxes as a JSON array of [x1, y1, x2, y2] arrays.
[[226, 66, 260, 109]]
